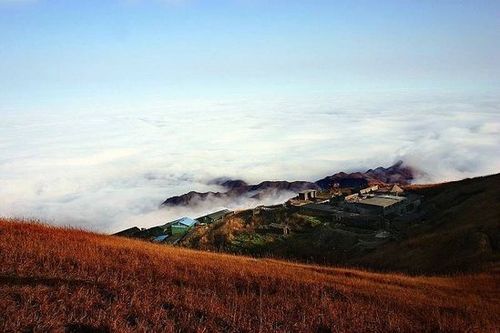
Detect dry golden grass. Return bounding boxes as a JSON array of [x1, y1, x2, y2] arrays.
[[0, 218, 498, 332]]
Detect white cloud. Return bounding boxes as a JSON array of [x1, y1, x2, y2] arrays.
[[0, 92, 498, 232]]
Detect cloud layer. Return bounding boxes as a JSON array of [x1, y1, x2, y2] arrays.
[[0, 92, 498, 232]]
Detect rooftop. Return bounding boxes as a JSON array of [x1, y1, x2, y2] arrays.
[[152, 235, 169, 242], [357, 196, 406, 208], [113, 226, 140, 237], [299, 189, 317, 194], [197, 209, 232, 221], [172, 217, 197, 227]]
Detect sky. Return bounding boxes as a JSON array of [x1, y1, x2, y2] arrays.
[[0, 0, 499, 231]]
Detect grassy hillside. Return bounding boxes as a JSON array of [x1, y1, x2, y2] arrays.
[[0, 219, 499, 332], [351, 173, 500, 274], [181, 174, 500, 275]]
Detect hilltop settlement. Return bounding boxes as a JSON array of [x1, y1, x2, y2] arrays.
[[113, 164, 500, 272], [114, 171, 424, 263]]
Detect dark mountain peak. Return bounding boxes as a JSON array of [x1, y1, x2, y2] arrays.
[[161, 191, 224, 207], [251, 180, 320, 193], [390, 160, 404, 169], [364, 160, 414, 185], [315, 161, 414, 190], [162, 179, 319, 208], [220, 179, 248, 189], [161, 162, 415, 207]]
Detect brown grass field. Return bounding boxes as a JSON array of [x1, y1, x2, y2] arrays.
[[0, 218, 498, 332]]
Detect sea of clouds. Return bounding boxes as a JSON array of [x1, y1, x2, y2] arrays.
[[1, 92, 499, 232]]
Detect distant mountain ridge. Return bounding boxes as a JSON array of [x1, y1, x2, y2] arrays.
[[161, 160, 414, 207], [315, 160, 414, 189]]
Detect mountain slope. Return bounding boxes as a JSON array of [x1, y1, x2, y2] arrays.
[[0, 219, 498, 332], [350, 173, 500, 273], [179, 173, 500, 275]]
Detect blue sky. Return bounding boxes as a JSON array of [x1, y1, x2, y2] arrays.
[[1, 0, 499, 112]]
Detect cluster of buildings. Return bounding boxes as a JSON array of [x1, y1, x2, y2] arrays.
[[115, 182, 422, 244], [292, 184, 421, 228], [114, 209, 233, 243]]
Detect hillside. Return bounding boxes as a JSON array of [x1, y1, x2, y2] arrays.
[[351, 173, 500, 273], [0, 219, 499, 332], [180, 173, 500, 275]]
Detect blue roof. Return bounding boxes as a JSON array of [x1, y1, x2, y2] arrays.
[[173, 217, 197, 227], [152, 234, 169, 242]]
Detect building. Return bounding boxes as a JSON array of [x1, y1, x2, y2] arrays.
[[259, 203, 286, 211], [196, 209, 233, 224], [135, 226, 169, 239], [152, 234, 169, 243], [298, 189, 317, 201], [344, 193, 359, 202], [113, 226, 141, 238], [359, 185, 379, 195], [348, 195, 407, 216], [170, 217, 197, 236], [375, 184, 404, 196], [389, 184, 404, 196]]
